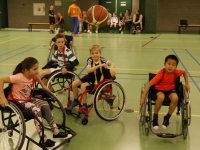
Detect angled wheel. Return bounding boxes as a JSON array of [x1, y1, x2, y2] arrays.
[[94, 81, 125, 121], [70, 46, 79, 62], [47, 44, 56, 63], [139, 84, 147, 125], [46, 70, 80, 108], [0, 101, 26, 150]]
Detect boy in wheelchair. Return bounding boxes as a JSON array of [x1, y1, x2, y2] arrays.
[[0, 57, 72, 148], [66, 45, 115, 114], [39, 33, 79, 84], [140, 55, 190, 130], [49, 28, 74, 50]]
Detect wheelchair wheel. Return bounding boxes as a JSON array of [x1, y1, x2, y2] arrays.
[[94, 80, 125, 121], [0, 101, 26, 150], [47, 44, 56, 63], [139, 84, 147, 125], [46, 70, 80, 108], [70, 46, 79, 62]]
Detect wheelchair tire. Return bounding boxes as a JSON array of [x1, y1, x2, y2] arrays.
[[46, 70, 80, 108], [70, 46, 79, 62], [0, 101, 26, 150], [47, 44, 56, 63], [94, 80, 126, 121], [139, 84, 147, 125]]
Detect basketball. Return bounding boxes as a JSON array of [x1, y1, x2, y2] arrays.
[[86, 5, 108, 27]]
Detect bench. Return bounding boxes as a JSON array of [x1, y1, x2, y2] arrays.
[[28, 23, 58, 32], [178, 24, 200, 34]]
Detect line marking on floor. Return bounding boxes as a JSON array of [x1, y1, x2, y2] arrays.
[[142, 34, 161, 47], [173, 49, 200, 92], [0, 45, 29, 56], [185, 49, 200, 66], [0, 37, 20, 44]]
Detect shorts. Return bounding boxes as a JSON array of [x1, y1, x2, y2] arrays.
[[49, 19, 55, 25], [80, 76, 95, 90], [155, 89, 177, 98]]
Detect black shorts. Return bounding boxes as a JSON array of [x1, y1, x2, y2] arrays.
[[155, 89, 177, 98], [80, 77, 95, 90], [49, 19, 55, 25]]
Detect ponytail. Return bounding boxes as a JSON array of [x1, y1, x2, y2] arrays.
[[13, 57, 38, 75]]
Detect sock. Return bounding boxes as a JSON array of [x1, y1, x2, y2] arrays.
[[165, 113, 171, 120], [83, 103, 88, 109], [53, 128, 59, 135], [153, 114, 158, 120]]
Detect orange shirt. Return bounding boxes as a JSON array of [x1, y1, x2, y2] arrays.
[[151, 68, 184, 91], [68, 4, 82, 17]]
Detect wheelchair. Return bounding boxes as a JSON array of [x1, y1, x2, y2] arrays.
[[139, 73, 191, 139], [65, 74, 126, 125], [47, 44, 79, 63], [0, 87, 76, 150]]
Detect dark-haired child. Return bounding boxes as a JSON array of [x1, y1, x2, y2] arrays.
[[0, 57, 72, 148], [140, 54, 190, 130]]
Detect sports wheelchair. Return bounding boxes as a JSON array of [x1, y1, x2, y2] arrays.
[[0, 87, 76, 150], [139, 73, 191, 139], [47, 44, 79, 63], [65, 73, 126, 125]]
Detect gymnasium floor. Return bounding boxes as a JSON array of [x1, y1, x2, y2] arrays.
[[0, 30, 200, 150]]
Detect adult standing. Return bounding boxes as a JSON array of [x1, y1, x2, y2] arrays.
[[68, 0, 82, 36], [49, 5, 56, 34], [132, 10, 143, 34]]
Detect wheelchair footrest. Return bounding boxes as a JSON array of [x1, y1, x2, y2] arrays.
[[156, 133, 177, 138]]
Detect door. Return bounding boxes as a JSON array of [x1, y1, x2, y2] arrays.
[[99, 0, 116, 14], [117, 0, 132, 15]]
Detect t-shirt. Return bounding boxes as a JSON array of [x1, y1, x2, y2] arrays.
[[87, 57, 110, 84], [52, 46, 76, 68], [68, 4, 82, 17], [52, 35, 73, 48], [151, 68, 184, 91], [57, 15, 64, 23], [8, 73, 34, 101], [49, 10, 55, 20]]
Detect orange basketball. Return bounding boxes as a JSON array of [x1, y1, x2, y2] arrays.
[[86, 5, 108, 27]]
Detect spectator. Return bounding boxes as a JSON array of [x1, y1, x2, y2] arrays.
[[104, 9, 112, 32], [57, 12, 64, 29], [124, 9, 133, 33], [118, 12, 125, 33], [78, 13, 83, 33], [82, 11, 88, 32], [110, 12, 118, 33], [132, 10, 143, 34], [49, 5, 56, 34]]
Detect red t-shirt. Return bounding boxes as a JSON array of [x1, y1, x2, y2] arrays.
[[151, 68, 184, 91]]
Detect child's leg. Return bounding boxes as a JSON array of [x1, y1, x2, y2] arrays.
[[72, 79, 83, 99], [80, 82, 90, 104], [168, 92, 178, 115], [38, 69, 51, 79]]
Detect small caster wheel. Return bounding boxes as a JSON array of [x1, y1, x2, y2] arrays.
[[65, 109, 72, 115], [8, 131, 13, 137], [82, 118, 88, 125]]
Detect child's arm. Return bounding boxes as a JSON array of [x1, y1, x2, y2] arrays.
[[86, 63, 107, 73], [0, 77, 10, 107], [182, 71, 190, 92], [140, 81, 154, 106], [35, 75, 50, 91], [107, 61, 115, 77], [49, 39, 53, 50]]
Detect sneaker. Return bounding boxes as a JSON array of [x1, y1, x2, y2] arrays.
[[162, 116, 169, 129], [87, 30, 92, 33], [95, 30, 98, 34], [45, 139, 56, 148], [152, 119, 159, 130], [67, 100, 79, 110], [132, 30, 136, 34], [119, 28, 122, 31], [53, 132, 72, 139], [80, 105, 88, 115]]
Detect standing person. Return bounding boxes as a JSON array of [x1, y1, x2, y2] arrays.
[[124, 9, 133, 33], [78, 13, 83, 34], [57, 12, 64, 29], [132, 10, 143, 34], [140, 55, 190, 130], [49, 5, 56, 34], [68, 0, 82, 37], [66, 45, 115, 114], [82, 11, 88, 32], [0, 57, 72, 148], [118, 12, 125, 33]]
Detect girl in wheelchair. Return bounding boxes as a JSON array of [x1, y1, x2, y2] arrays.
[[140, 55, 190, 130], [66, 45, 115, 114], [0, 57, 72, 148]]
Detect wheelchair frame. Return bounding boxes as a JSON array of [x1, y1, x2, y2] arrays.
[[0, 88, 76, 150], [66, 77, 126, 125], [139, 73, 191, 139]]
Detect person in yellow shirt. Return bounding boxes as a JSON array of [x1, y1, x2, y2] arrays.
[[68, 0, 82, 36]]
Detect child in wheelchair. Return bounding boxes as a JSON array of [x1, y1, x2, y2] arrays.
[[0, 57, 72, 148], [49, 28, 74, 50], [140, 54, 190, 130], [40, 33, 79, 85], [66, 44, 115, 114]]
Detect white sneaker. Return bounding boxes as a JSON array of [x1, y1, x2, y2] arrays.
[[87, 30, 92, 33], [95, 30, 98, 34]]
